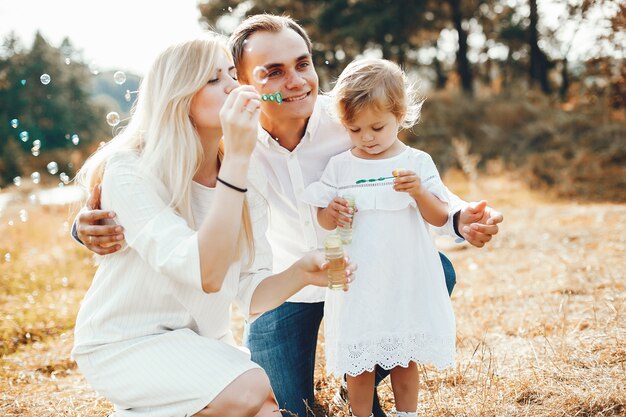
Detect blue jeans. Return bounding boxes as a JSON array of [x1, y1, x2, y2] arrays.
[[245, 252, 456, 417]]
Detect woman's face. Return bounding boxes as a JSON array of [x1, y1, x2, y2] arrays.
[[190, 51, 239, 132]]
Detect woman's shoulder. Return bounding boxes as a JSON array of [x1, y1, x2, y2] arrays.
[[105, 150, 141, 170]]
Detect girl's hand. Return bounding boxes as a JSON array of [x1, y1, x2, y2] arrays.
[[219, 85, 262, 159], [392, 170, 424, 199], [326, 196, 356, 228], [296, 251, 357, 288]]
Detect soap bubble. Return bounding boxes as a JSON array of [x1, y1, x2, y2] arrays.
[[59, 172, 70, 185], [113, 71, 126, 85], [10, 119, 18, 128], [252, 66, 269, 86], [40, 73, 51, 85], [106, 112, 120, 127], [47, 161, 59, 175], [19, 131, 29, 142], [124, 90, 132, 102], [31, 172, 40, 184], [13, 176, 22, 187], [19, 209, 28, 222], [72, 134, 80, 145]]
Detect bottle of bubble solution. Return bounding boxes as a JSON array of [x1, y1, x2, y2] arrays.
[[337, 194, 356, 245], [325, 234, 348, 291]]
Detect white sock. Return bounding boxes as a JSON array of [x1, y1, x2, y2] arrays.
[[396, 412, 418, 417]]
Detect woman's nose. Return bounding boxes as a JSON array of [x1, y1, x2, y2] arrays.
[[224, 77, 239, 93]]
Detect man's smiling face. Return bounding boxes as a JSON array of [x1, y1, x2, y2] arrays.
[[240, 28, 319, 123]]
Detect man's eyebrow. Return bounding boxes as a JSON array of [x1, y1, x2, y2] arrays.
[[264, 54, 312, 70]]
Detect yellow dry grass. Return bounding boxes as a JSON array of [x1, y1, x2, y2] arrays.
[[1, 172, 624, 417]]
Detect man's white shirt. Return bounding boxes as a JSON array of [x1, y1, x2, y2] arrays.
[[252, 95, 465, 303]]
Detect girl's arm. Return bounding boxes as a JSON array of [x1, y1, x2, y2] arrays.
[[317, 197, 354, 230], [393, 169, 448, 227]]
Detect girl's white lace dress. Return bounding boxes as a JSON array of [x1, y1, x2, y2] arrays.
[[302, 147, 456, 376]]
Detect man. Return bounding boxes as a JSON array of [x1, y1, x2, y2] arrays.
[[75, 14, 503, 417]]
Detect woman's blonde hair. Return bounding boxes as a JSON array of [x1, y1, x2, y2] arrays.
[[76, 35, 254, 262], [331, 58, 423, 129]]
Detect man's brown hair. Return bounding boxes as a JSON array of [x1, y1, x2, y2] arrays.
[[229, 14, 312, 82]]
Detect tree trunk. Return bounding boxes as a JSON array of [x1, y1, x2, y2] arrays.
[[529, 0, 551, 93], [448, 0, 473, 95], [560, 58, 570, 100]]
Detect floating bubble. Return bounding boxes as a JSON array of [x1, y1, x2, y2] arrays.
[[4, 253, 10, 263], [32, 139, 41, 155], [31, 172, 40, 184], [325, 60, 329, 65], [29, 194, 38, 204], [47, 161, 59, 175], [228, 6, 233, 12], [65, 133, 70, 140], [124, 90, 132, 102], [8, 220, 14, 226], [20, 79, 26, 86], [19, 209, 28, 222], [71, 134, 80, 145], [89, 61, 100, 75], [113, 71, 126, 85], [13, 176, 22, 187], [59, 172, 70, 184], [67, 162, 74, 169], [65, 57, 71, 65], [19, 131, 29, 142], [40, 73, 51, 85], [10, 119, 18, 128], [252, 66, 269, 85], [106, 111, 120, 127], [61, 277, 69, 287]]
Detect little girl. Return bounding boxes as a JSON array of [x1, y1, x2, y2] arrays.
[[301, 58, 456, 417]]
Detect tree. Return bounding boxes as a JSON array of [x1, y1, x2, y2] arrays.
[[528, 0, 551, 93], [0, 32, 108, 185]]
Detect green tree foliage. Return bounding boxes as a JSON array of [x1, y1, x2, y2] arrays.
[[0, 33, 108, 185]]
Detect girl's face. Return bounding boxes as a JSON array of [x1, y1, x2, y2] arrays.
[[344, 106, 402, 159], [190, 52, 239, 132]]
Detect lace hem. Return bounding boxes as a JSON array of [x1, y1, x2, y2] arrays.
[[326, 332, 456, 377]]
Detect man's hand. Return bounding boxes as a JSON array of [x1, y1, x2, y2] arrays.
[[457, 200, 503, 248], [76, 184, 125, 255]]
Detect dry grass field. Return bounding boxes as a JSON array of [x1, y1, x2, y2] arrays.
[[1, 172, 624, 417]]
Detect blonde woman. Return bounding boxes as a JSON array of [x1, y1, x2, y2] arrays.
[[72, 35, 355, 417]]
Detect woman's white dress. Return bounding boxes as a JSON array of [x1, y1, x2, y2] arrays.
[[301, 147, 456, 377], [72, 152, 272, 417]]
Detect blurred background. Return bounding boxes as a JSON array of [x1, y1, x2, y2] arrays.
[[0, 0, 624, 204]]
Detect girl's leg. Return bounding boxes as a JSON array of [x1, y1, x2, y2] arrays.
[[389, 362, 419, 413], [347, 370, 376, 417], [192, 368, 275, 417]]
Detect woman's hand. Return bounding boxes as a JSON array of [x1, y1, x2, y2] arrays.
[[295, 251, 357, 288], [219, 85, 261, 159]]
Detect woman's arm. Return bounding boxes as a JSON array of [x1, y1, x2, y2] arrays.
[[248, 252, 356, 317]]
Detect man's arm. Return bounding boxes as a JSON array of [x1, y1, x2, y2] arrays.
[[73, 184, 125, 255]]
